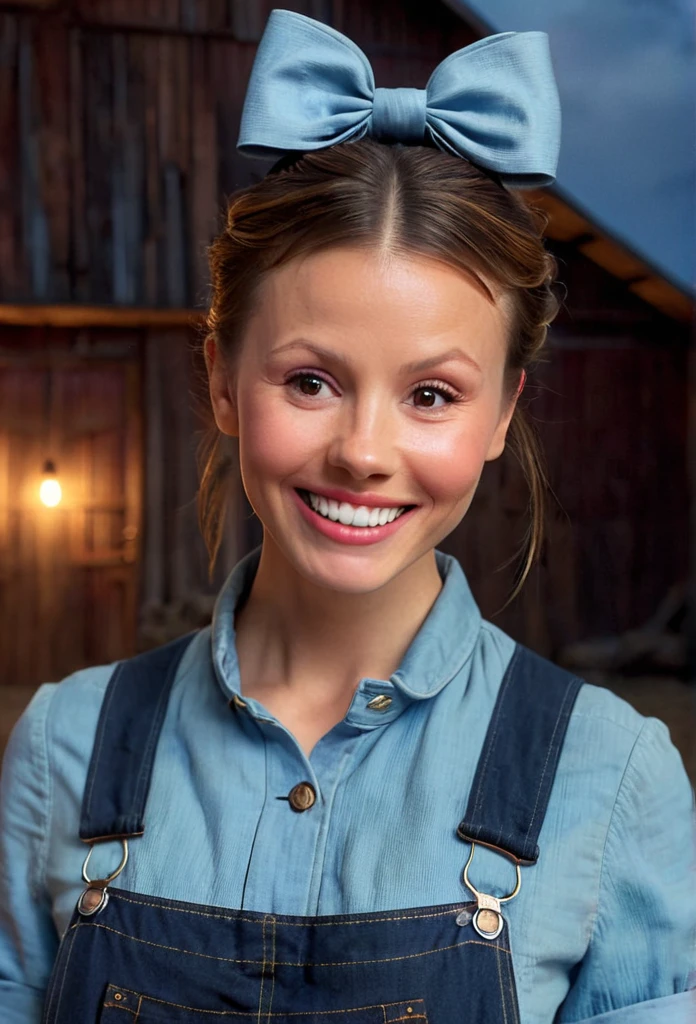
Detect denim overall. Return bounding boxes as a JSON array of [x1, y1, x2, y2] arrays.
[[41, 635, 583, 1024]]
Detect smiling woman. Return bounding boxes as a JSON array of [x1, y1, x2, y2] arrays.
[[205, 241, 523, 599], [1, 9, 694, 1024], [201, 140, 554, 606]]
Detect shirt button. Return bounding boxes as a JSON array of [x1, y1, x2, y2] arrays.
[[366, 694, 392, 711], [288, 782, 316, 812], [230, 694, 247, 710]]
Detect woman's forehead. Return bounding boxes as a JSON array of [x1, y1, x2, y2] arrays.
[[245, 246, 510, 368]]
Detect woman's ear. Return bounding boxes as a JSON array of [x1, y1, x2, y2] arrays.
[[485, 370, 526, 462], [205, 336, 239, 438]]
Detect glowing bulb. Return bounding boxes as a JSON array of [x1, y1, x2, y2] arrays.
[[40, 459, 62, 508]]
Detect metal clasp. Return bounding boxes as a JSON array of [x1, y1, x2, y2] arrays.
[[77, 838, 129, 917], [462, 841, 521, 941]]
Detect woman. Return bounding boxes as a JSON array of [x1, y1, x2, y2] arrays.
[[1, 10, 694, 1023]]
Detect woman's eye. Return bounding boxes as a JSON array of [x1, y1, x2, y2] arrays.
[[410, 384, 459, 409], [287, 372, 331, 397]]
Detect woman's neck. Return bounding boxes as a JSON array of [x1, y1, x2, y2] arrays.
[[233, 540, 444, 705]]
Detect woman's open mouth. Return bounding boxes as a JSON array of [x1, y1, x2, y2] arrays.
[[292, 488, 418, 545], [297, 489, 415, 526]]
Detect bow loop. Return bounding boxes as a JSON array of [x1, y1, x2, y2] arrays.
[[237, 9, 561, 189]]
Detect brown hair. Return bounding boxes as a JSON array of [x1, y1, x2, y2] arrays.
[[200, 139, 558, 598]]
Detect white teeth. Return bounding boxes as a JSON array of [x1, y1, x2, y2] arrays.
[[305, 491, 408, 528], [352, 507, 371, 528], [338, 502, 354, 525]]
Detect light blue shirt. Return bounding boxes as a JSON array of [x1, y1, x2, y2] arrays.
[[1, 547, 695, 1023]]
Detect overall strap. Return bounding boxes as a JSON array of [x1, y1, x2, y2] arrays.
[[457, 644, 583, 865], [79, 631, 199, 842]]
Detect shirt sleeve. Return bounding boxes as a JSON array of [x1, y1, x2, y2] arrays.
[[557, 716, 696, 1024], [0, 684, 60, 1024]]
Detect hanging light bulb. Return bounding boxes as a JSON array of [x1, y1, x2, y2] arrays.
[[39, 459, 62, 508]]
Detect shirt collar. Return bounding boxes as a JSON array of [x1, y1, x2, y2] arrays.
[[210, 546, 482, 706]]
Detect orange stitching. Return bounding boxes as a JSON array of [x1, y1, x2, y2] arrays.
[[43, 926, 69, 1020], [108, 891, 471, 928], [504, 943, 521, 1024], [134, 994, 143, 1022], [266, 916, 277, 1022], [97, 985, 431, 1018], [384, 1001, 427, 1023], [102, 1003, 137, 1015], [495, 943, 508, 1024], [256, 915, 265, 1024], [52, 923, 79, 1020], [69, 920, 247, 965], [73, 920, 510, 968]]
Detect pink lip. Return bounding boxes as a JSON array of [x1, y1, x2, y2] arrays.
[[290, 487, 417, 546], [295, 485, 414, 509]]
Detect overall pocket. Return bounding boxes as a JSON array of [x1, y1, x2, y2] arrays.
[[99, 982, 428, 1023]]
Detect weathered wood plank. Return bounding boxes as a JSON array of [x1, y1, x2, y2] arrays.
[[190, 35, 218, 303], [18, 15, 51, 299], [34, 12, 70, 300], [111, 31, 143, 303], [0, 304, 202, 326], [68, 27, 89, 301], [0, 15, 20, 300], [83, 31, 113, 302]]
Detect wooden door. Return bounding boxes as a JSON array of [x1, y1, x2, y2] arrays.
[[0, 345, 142, 686]]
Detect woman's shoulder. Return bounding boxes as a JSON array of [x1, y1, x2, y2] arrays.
[[477, 619, 686, 796], [480, 617, 649, 734], [2, 663, 120, 807], [4, 628, 209, 791]]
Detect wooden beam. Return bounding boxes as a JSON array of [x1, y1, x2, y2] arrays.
[[0, 304, 205, 327], [628, 279, 694, 324]]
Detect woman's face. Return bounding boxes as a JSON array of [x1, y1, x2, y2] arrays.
[[207, 246, 519, 595]]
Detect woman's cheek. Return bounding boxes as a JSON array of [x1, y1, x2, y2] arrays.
[[239, 391, 325, 479], [407, 423, 491, 506]]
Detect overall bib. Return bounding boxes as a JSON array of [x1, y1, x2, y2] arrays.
[[41, 635, 583, 1024]]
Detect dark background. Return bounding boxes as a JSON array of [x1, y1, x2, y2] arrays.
[[0, 0, 693, 778]]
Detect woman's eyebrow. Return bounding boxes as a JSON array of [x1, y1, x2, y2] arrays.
[[403, 348, 481, 374], [270, 340, 481, 374]]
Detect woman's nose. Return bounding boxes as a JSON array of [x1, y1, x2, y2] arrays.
[[325, 400, 399, 479]]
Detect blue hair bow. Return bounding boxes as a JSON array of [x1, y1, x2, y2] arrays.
[[237, 9, 561, 189]]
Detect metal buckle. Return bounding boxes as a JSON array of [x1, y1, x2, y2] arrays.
[[462, 841, 521, 941], [77, 838, 129, 917]]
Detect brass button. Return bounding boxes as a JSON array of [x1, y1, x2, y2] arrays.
[[78, 887, 106, 915], [476, 909, 501, 934], [366, 694, 392, 711], [230, 694, 247, 709], [288, 782, 316, 812]]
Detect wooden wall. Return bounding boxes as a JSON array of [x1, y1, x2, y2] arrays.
[[0, 0, 475, 307], [0, 326, 143, 683], [443, 313, 689, 654], [0, 0, 690, 670], [0, 322, 246, 684]]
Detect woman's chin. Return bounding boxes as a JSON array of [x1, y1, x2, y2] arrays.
[[296, 550, 403, 596]]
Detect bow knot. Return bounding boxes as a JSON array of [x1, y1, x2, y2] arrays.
[[238, 10, 561, 190], [371, 88, 427, 143]]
